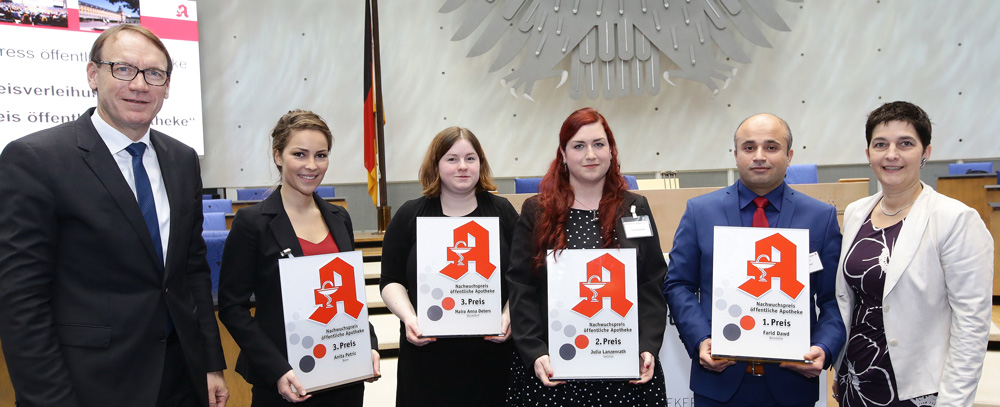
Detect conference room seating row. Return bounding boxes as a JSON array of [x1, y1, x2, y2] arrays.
[[513, 166, 822, 195], [514, 175, 641, 193], [235, 186, 335, 201]]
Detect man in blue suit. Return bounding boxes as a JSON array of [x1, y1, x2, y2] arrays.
[[664, 113, 845, 406]]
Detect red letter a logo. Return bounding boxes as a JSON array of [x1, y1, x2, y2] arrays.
[[738, 233, 804, 299], [309, 257, 365, 324], [571, 253, 633, 318], [440, 221, 495, 280]]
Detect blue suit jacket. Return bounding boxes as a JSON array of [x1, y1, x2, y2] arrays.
[[663, 182, 845, 405]]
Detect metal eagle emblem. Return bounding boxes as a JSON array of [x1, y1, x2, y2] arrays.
[[441, 0, 798, 100]]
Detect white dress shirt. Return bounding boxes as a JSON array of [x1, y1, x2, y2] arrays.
[[91, 112, 171, 266]]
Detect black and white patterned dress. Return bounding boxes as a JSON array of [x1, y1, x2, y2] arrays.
[[836, 216, 937, 407], [507, 209, 667, 407]]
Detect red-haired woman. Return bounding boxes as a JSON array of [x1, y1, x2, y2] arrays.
[[507, 108, 668, 406]]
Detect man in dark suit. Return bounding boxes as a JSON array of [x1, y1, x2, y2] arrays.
[[0, 25, 228, 407], [663, 113, 845, 407]]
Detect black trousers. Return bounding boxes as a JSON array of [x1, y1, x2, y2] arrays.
[[155, 333, 200, 407]]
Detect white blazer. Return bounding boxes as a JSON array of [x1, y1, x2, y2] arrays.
[[835, 182, 993, 407]]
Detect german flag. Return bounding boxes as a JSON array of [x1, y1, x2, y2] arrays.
[[363, 0, 378, 207]]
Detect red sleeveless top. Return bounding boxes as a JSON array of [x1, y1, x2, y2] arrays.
[[298, 233, 339, 256]]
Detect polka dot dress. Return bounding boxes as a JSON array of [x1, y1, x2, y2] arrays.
[[565, 209, 609, 248], [507, 209, 667, 407]]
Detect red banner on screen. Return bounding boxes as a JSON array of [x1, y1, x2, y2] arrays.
[[140, 16, 197, 41]]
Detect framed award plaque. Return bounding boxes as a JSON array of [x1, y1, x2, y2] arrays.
[[710, 226, 811, 363], [546, 249, 639, 380], [278, 251, 375, 392], [416, 217, 502, 337]]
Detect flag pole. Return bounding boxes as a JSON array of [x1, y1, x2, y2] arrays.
[[370, 0, 391, 232]]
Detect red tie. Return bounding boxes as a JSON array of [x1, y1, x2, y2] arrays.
[[753, 197, 769, 228]]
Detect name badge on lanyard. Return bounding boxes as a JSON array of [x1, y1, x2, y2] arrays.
[[622, 204, 653, 239]]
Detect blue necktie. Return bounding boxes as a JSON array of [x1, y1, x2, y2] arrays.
[[125, 143, 164, 266], [125, 143, 173, 336], [125, 143, 174, 340]]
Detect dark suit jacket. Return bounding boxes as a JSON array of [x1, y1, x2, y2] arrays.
[[0, 108, 226, 407], [507, 192, 668, 368], [217, 188, 378, 388], [663, 182, 845, 405]]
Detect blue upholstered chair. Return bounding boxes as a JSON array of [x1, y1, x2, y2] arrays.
[[236, 188, 272, 200], [202, 212, 227, 231], [202, 199, 232, 213], [948, 162, 993, 175], [202, 230, 229, 295], [315, 186, 335, 198], [202, 230, 231, 239], [623, 175, 639, 190], [514, 177, 543, 194], [785, 164, 819, 184], [516, 175, 640, 193]]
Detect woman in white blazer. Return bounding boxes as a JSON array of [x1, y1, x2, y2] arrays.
[[833, 101, 993, 407]]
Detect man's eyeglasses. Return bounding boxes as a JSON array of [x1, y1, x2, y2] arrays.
[[94, 60, 170, 86]]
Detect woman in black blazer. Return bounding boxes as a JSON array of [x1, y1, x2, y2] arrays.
[[219, 110, 379, 406]]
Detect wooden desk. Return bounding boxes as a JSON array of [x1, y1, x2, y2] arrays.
[[0, 338, 11, 406], [360, 246, 382, 258], [937, 173, 996, 230], [501, 181, 869, 253], [363, 261, 381, 280], [991, 203, 1000, 297], [217, 311, 253, 407], [353, 231, 385, 244], [987, 185, 1000, 205], [790, 182, 870, 226]]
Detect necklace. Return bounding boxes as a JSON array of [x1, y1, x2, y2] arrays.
[[573, 198, 599, 222], [879, 198, 916, 216]]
